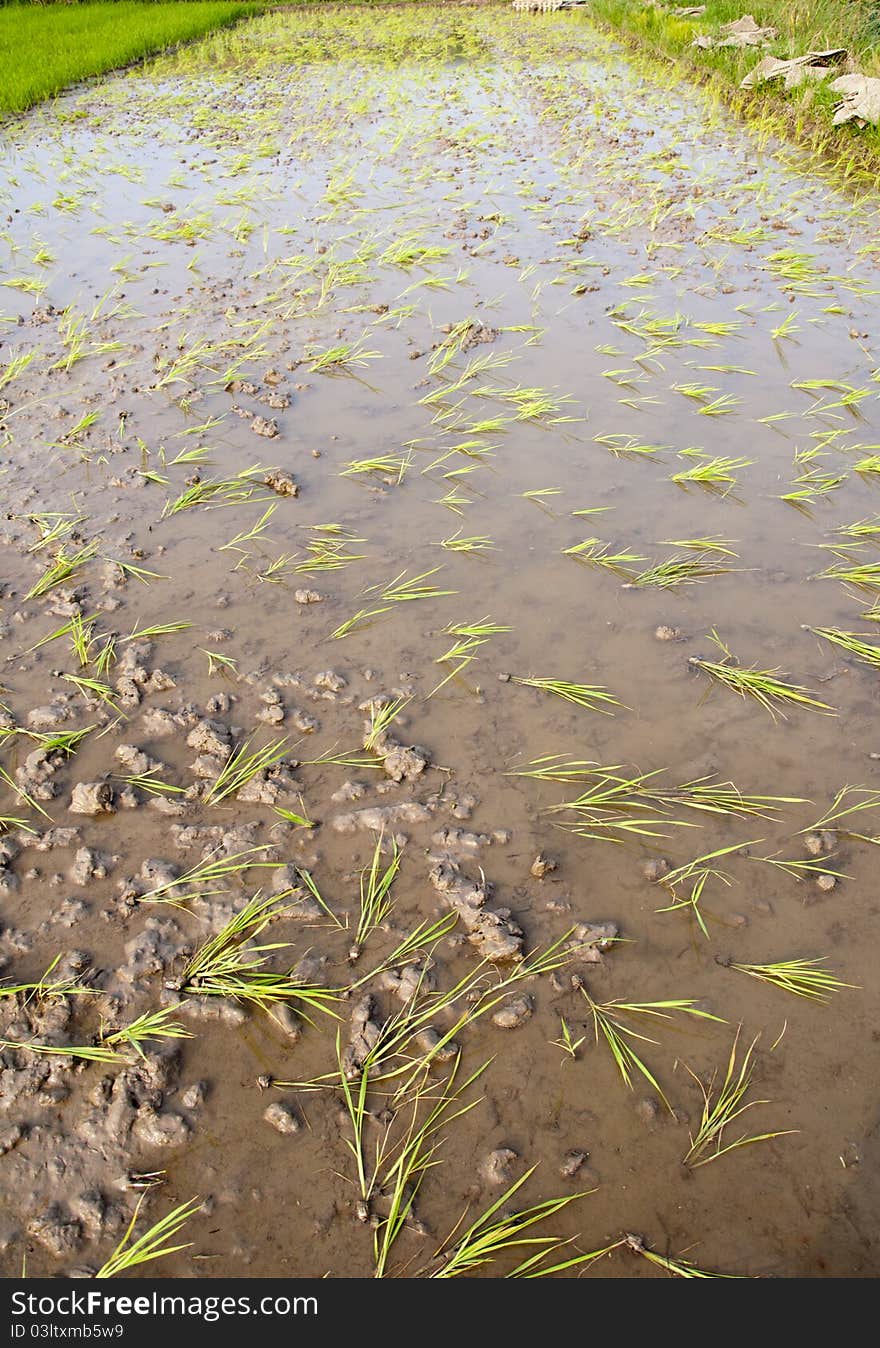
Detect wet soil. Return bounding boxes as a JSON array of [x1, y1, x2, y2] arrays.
[[1, 4, 879, 1278]]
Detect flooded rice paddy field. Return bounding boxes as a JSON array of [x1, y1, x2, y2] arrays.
[[1, 3, 880, 1279]]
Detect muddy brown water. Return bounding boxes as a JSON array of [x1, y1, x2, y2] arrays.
[[1, 5, 879, 1278]]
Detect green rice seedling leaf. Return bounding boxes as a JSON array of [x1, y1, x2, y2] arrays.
[[374, 1055, 489, 1278], [430, 1167, 587, 1279], [689, 631, 835, 719], [341, 453, 411, 482], [137, 847, 275, 906], [624, 1233, 738, 1278], [179, 891, 339, 1017], [95, 1196, 201, 1279], [352, 832, 400, 958], [125, 621, 193, 641], [799, 784, 880, 835], [102, 1007, 193, 1060], [670, 455, 752, 490], [724, 957, 855, 1002], [0, 1039, 124, 1063], [580, 992, 722, 1112], [807, 627, 880, 671], [754, 853, 849, 881], [25, 542, 99, 600], [683, 1028, 797, 1168], [363, 697, 411, 753], [511, 677, 621, 715], [203, 736, 289, 805]]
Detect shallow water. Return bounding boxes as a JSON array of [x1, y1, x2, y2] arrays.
[[1, 5, 879, 1278]]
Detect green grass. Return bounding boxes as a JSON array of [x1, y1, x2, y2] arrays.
[[0, 3, 261, 116], [584, 0, 880, 185]]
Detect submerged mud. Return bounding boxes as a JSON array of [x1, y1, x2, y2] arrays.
[[1, 4, 879, 1277]]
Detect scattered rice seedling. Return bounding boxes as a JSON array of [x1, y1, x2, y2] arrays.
[[363, 696, 411, 753], [670, 454, 753, 490], [724, 957, 854, 1003], [200, 649, 238, 677], [178, 892, 339, 1017], [95, 1196, 201, 1279], [550, 1017, 586, 1061], [511, 677, 621, 715], [688, 631, 834, 719], [562, 538, 645, 578], [754, 853, 849, 882], [580, 990, 723, 1111], [125, 621, 193, 642], [340, 452, 412, 482], [625, 553, 736, 589], [623, 1233, 735, 1279], [203, 736, 289, 806], [682, 1029, 796, 1168], [799, 785, 880, 839], [429, 1167, 589, 1279], [351, 832, 400, 960], [137, 847, 274, 906], [438, 530, 496, 554], [25, 542, 99, 600], [656, 840, 760, 939], [806, 627, 880, 671], [102, 1006, 193, 1059]]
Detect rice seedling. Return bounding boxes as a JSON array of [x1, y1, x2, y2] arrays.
[[580, 991, 723, 1111], [655, 839, 757, 939], [60, 674, 121, 713], [25, 542, 99, 600], [178, 892, 339, 1017], [203, 736, 289, 806], [550, 1017, 586, 1061], [682, 1029, 796, 1168], [688, 631, 834, 719], [0, 765, 52, 821], [369, 568, 457, 605], [217, 505, 277, 557], [363, 697, 411, 753], [660, 536, 739, 558], [103, 558, 167, 587], [438, 531, 496, 554], [0, 954, 93, 1003], [724, 957, 854, 1003], [308, 338, 380, 373], [293, 867, 344, 929], [429, 1168, 588, 1279], [341, 453, 411, 482], [0, 1038, 124, 1064], [0, 349, 37, 392], [817, 558, 880, 592], [754, 853, 849, 882], [137, 847, 275, 906], [511, 677, 621, 715], [273, 802, 316, 830], [102, 1007, 193, 1060], [351, 833, 400, 960], [95, 1195, 201, 1279], [806, 627, 880, 671], [835, 517, 880, 540], [372, 1057, 489, 1277], [595, 434, 666, 458], [126, 620, 193, 643], [623, 1233, 735, 1279], [799, 785, 880, 838], [670, 454, 753, 490], [119, 770, 185, 799], [23, 725, 95, 758], [625, 554, 736, 589], [200, 649, 238, 678], [562, 538, 645, 578]]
